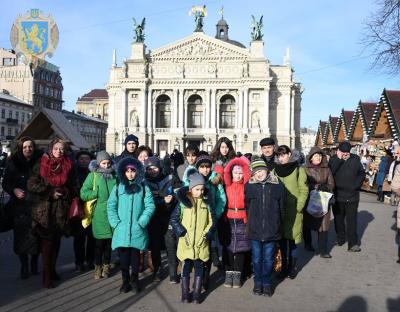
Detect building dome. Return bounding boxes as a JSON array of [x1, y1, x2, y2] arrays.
[[215, 18, 246, 48]]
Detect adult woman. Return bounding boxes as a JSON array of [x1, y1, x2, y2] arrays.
[[2, 137, 42, 279], [274, 145, 308, 279], [303, 147, 335, 258], [28, 138, 77, 288], [136, 145, 153, 165], [210, 137, 236, 184]]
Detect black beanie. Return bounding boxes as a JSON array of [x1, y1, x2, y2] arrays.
[[124, 134, 139, 146]]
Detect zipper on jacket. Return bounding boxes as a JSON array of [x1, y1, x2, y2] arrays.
[[192, 199, 197, 256], [233, 184, 237, 253], [262, 184, 265, 240]]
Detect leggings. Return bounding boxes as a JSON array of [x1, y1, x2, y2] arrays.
[[95, 238, 112, 266], [182, 259, 204, 278]]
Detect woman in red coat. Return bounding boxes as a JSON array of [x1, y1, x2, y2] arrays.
[[220, 156, 251, 288]]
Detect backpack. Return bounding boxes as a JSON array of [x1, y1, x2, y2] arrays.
[[391, 164, 400, 195]]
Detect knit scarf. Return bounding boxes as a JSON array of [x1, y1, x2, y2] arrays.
[[39, 154, 73, 187], [275, 162, 298, 178], [96, 166, 115, 180]]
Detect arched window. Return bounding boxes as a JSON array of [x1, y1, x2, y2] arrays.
[[219, 94, 236, 128], [187, 94, 203, 128], [156, 94, 171, 128]]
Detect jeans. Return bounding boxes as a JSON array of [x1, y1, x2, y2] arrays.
[[333, 201, 359, 247], [251, 240, 275, 286], [182, 259, 204, 278]]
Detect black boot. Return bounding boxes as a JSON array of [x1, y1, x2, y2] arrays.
[[318, 232, 332, 258], [30, 254, 39, 275], [288, 257, 299, 279], [192, 276, 202, 304], [19, 254, 29, 279], [130, 272, 141, 293], [120, 270, 132, 293], [181, 276, 190, 303]]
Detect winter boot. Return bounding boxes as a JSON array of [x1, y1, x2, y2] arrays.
[[192, 276, 202, 304], [30, 254, 39, 275], [102, 264, 111, 278], [318, 231, 332, 258], [19, 254, 29, 279], [263, 284, 273, 297], [232, 271, 242, 288], [94, 265, 102, 279], [51, 239, 61, 281], [120, 271, 132, 293], [288, 257, 299, 279], [147, 251, 154, 272], [130, 272, 141, 293], [181, 276, 190, 303], [224, 271, 233, 288], [152, 266, 162, 282]]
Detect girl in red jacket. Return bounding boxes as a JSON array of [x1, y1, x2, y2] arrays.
[[220, 156, 251, 288]]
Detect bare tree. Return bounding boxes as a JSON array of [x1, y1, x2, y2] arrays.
[[362, 0, 400, 75]]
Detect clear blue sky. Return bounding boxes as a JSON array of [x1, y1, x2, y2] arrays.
[[1, 0, 399, 129]]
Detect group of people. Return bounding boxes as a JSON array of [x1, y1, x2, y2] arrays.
[[1, 134, 367, 303]]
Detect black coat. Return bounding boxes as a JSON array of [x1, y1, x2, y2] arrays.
[[2, 150, 42, 254], [244, 174, 286, 242], [328, 154, 366, 203], [261, 154, 277, 171]]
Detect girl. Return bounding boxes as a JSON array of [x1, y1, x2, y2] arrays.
[[274, 145, 308, 280], [107, 157, 155, 293], [221, 156, 251, 288], [80, 151, 116, 279], [210, 137, 236, 185], [170, 172, 215, 304], [28, 138, 77, 288]]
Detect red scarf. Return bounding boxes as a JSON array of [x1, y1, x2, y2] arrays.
[[39, 154, 73, 187]]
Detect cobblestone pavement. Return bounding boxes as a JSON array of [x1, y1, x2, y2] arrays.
[[0, 192, 399, 312]]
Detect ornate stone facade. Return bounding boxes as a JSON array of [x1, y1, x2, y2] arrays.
[[106, 20, 302, 155]]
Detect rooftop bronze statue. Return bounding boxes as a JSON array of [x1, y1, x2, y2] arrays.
[[133, 17, 145, 42], [251, 15, 263, 41], [189, 5, 207, 32]]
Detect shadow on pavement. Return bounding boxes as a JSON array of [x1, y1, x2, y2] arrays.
[[337, 295, 367, 312], [387, 296, 400, 312]]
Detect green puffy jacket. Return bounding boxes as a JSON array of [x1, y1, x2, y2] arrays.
[[80, 171, 117, 239]]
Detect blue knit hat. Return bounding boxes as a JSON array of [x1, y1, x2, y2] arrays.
[[124, 134, 139, 146]]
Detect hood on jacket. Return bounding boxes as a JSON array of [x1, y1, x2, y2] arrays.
[[117, 157, 144, 186], [88, 159, 116, 172], [176, 185, 213, 208], [224, 156, 251, 186], [249, 171, 280, 184], [306, 146, 328, 168]]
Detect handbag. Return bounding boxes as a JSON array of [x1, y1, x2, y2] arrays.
[[82, 173, 97, 228], [273, 245, 282, 272], [382, 179, 391, 192], [0, 191, 13, 233], [69, 197, 83, 219], [306, 190, 333, 218]]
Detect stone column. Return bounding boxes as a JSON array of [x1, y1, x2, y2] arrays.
[[173, 89, 179, 129], [216, 92, 220, 130], [121, 88, 127, 128], [238, 89, 243, 129], [147, 89, 152, 132], [179, 89, 184, 129], [264, 87, 270, 136], [290, 88, 295, 148], [210, 89, 216, 129], [207, 89, 212, 128], [141, 88, 147, 131], [243, 88, 249, 129]]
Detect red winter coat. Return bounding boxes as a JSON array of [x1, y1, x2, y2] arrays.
[[223, 157, 251, 222]]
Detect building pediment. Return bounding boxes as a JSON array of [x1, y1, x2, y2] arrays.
[[150, 32, 250, 61]]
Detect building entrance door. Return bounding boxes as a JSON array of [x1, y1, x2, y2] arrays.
[[157, 140, 168, 158]]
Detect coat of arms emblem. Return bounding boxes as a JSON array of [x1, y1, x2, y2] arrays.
[[10, 9, 59, 64]]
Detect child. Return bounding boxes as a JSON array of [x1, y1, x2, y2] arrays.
[[144, 156, 181, 283], [194, 153, 226, 289], [170, 172, 215, 304], [107, 157, 155, 293], [245, 158, 285, 297], [221, 156, 251, 288], [177, 144, 199, 184], [80, 151, 116, 279]]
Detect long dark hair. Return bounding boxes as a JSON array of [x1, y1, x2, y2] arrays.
[[211, 137, 236, 163], [10, 136, 37, 160]]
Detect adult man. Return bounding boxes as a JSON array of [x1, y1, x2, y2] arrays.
[[114, 134, 139, 164], [329, 141, 365, 252], [259, 137, 277, 171]]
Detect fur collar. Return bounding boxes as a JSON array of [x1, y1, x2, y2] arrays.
[[176, 186, 213, 208]]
